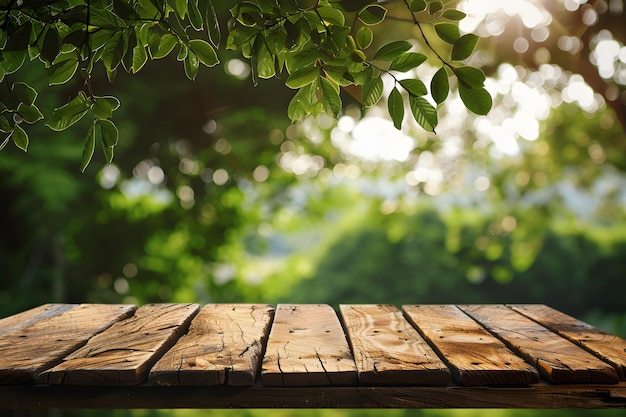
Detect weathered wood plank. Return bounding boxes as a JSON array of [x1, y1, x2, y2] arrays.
[[339, 304, 451, 385], [0, 304, 136, 384], [38, 303, 199, 386], [402, 305, 540, 386], [461, 305, 619, 384], [261, 304, 357, 386], [0, 304, 77, 337], [509, 304, 626, 380], [1, 381, 625, 409], [149, 304, 274, 386]]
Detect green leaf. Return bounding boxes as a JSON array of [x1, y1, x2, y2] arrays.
[[91, 29, 116, 51], [16, 103, 44, 124], [0, 134, 10, 151], [318, 6, 346, 26], [430, 66, 449, 104], [286, 66, 320, 89], [389, 52, 427, 72], [184, 51, 200, 80], [102, 137, 114, 163], [324, 67, 352, 86], [177, 44, 189, 61], [265, 27, 288, 55], [428, 1, 443, 15], [132, 44, 148, 73], [362, 75, 383, 107], [189, 0, 204, 31], [408, 0, 426, 12], [11, 123, 28, 151], [399, 79, 427, 97], [388, 87, 404, 129], [451, 34, 479, 61], [41, 27, 61, 63], [454, 66, 486, 89], [288, 83, 316, 121], [233, 2, 264, 27], [355, 26, 373, 49], [46, 94, 90, 131], [90, 7, 124, 29], [358, 5, 387, 25], [171, 0, 188, 20], [1, 50, 27, 74], [434, 23, 460, 44], [151, 33, 178, 59], [114, 0, 140, 20], [5, 21, 32, 51], [63, 29, 89, 49], [0, 115, 11, 133], [409, 95, 437, 132], [98, 119, 119, 148], [206, 0, 221, 47], [102, 31, 126, 71], [442, 9, 467, 21], [284, 19, 300, 49], [91, 96, 121, 120], [252, 36, 276, 79], [12, 82, 37, 106], [373, 40, 412, 61], [188, 39, 219, 67], [121, 28, 138, 73], [285, 49, 319, 73], [319, 77, 341, 118], [81, 122, 96, 172], [458, 85, 492, 115], [325, 25, 351, 52], [49, 58, 79, 85]]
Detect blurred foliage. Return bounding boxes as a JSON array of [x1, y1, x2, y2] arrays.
[[276, 202, 626, 326]]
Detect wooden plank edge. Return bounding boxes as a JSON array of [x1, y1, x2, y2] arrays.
[[38, 304, 199, 386], [459, 304, 619, 385], [0, 381, 624, 409], [508, 304, 626, 380], [0, 304, 78, 337]]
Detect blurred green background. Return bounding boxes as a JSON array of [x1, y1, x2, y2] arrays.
[[1, 0, 625, 416]]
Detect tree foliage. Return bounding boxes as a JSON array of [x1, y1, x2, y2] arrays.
[[0, 0, 490, 169]]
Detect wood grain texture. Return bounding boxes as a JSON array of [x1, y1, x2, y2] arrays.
[[510, 304, 626, 380], [149, 304, 274, 386], [1, 381, 625, 409], [403, 305, 540, 386], [262, 304, 357, 386], [0, 304, 136, 384], [0, 304, 77, 337], [461, 305, 619, 384], [339, 304, 451, 385], [38, 303, 199, 386]]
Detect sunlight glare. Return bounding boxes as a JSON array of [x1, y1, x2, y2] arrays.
[[460, 0, 552, 34], [333, 116, 414, 162]]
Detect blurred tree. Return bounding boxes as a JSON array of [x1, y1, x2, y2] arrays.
[[279, 201, 626, 329]]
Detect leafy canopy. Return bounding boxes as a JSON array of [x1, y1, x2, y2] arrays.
[[0, 0, 491, 170]]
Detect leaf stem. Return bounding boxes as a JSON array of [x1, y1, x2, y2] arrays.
[[401, 0, 454, 70]]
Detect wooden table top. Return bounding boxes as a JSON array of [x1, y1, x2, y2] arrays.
[[0, 303, 625, 408]]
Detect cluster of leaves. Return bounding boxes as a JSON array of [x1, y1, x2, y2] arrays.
[[1, 0, 491, 169], [1, 0, 220, 170], [227, 0, 492, 133]]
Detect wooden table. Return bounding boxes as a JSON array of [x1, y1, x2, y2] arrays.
[[0, 303, 625, 409]]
